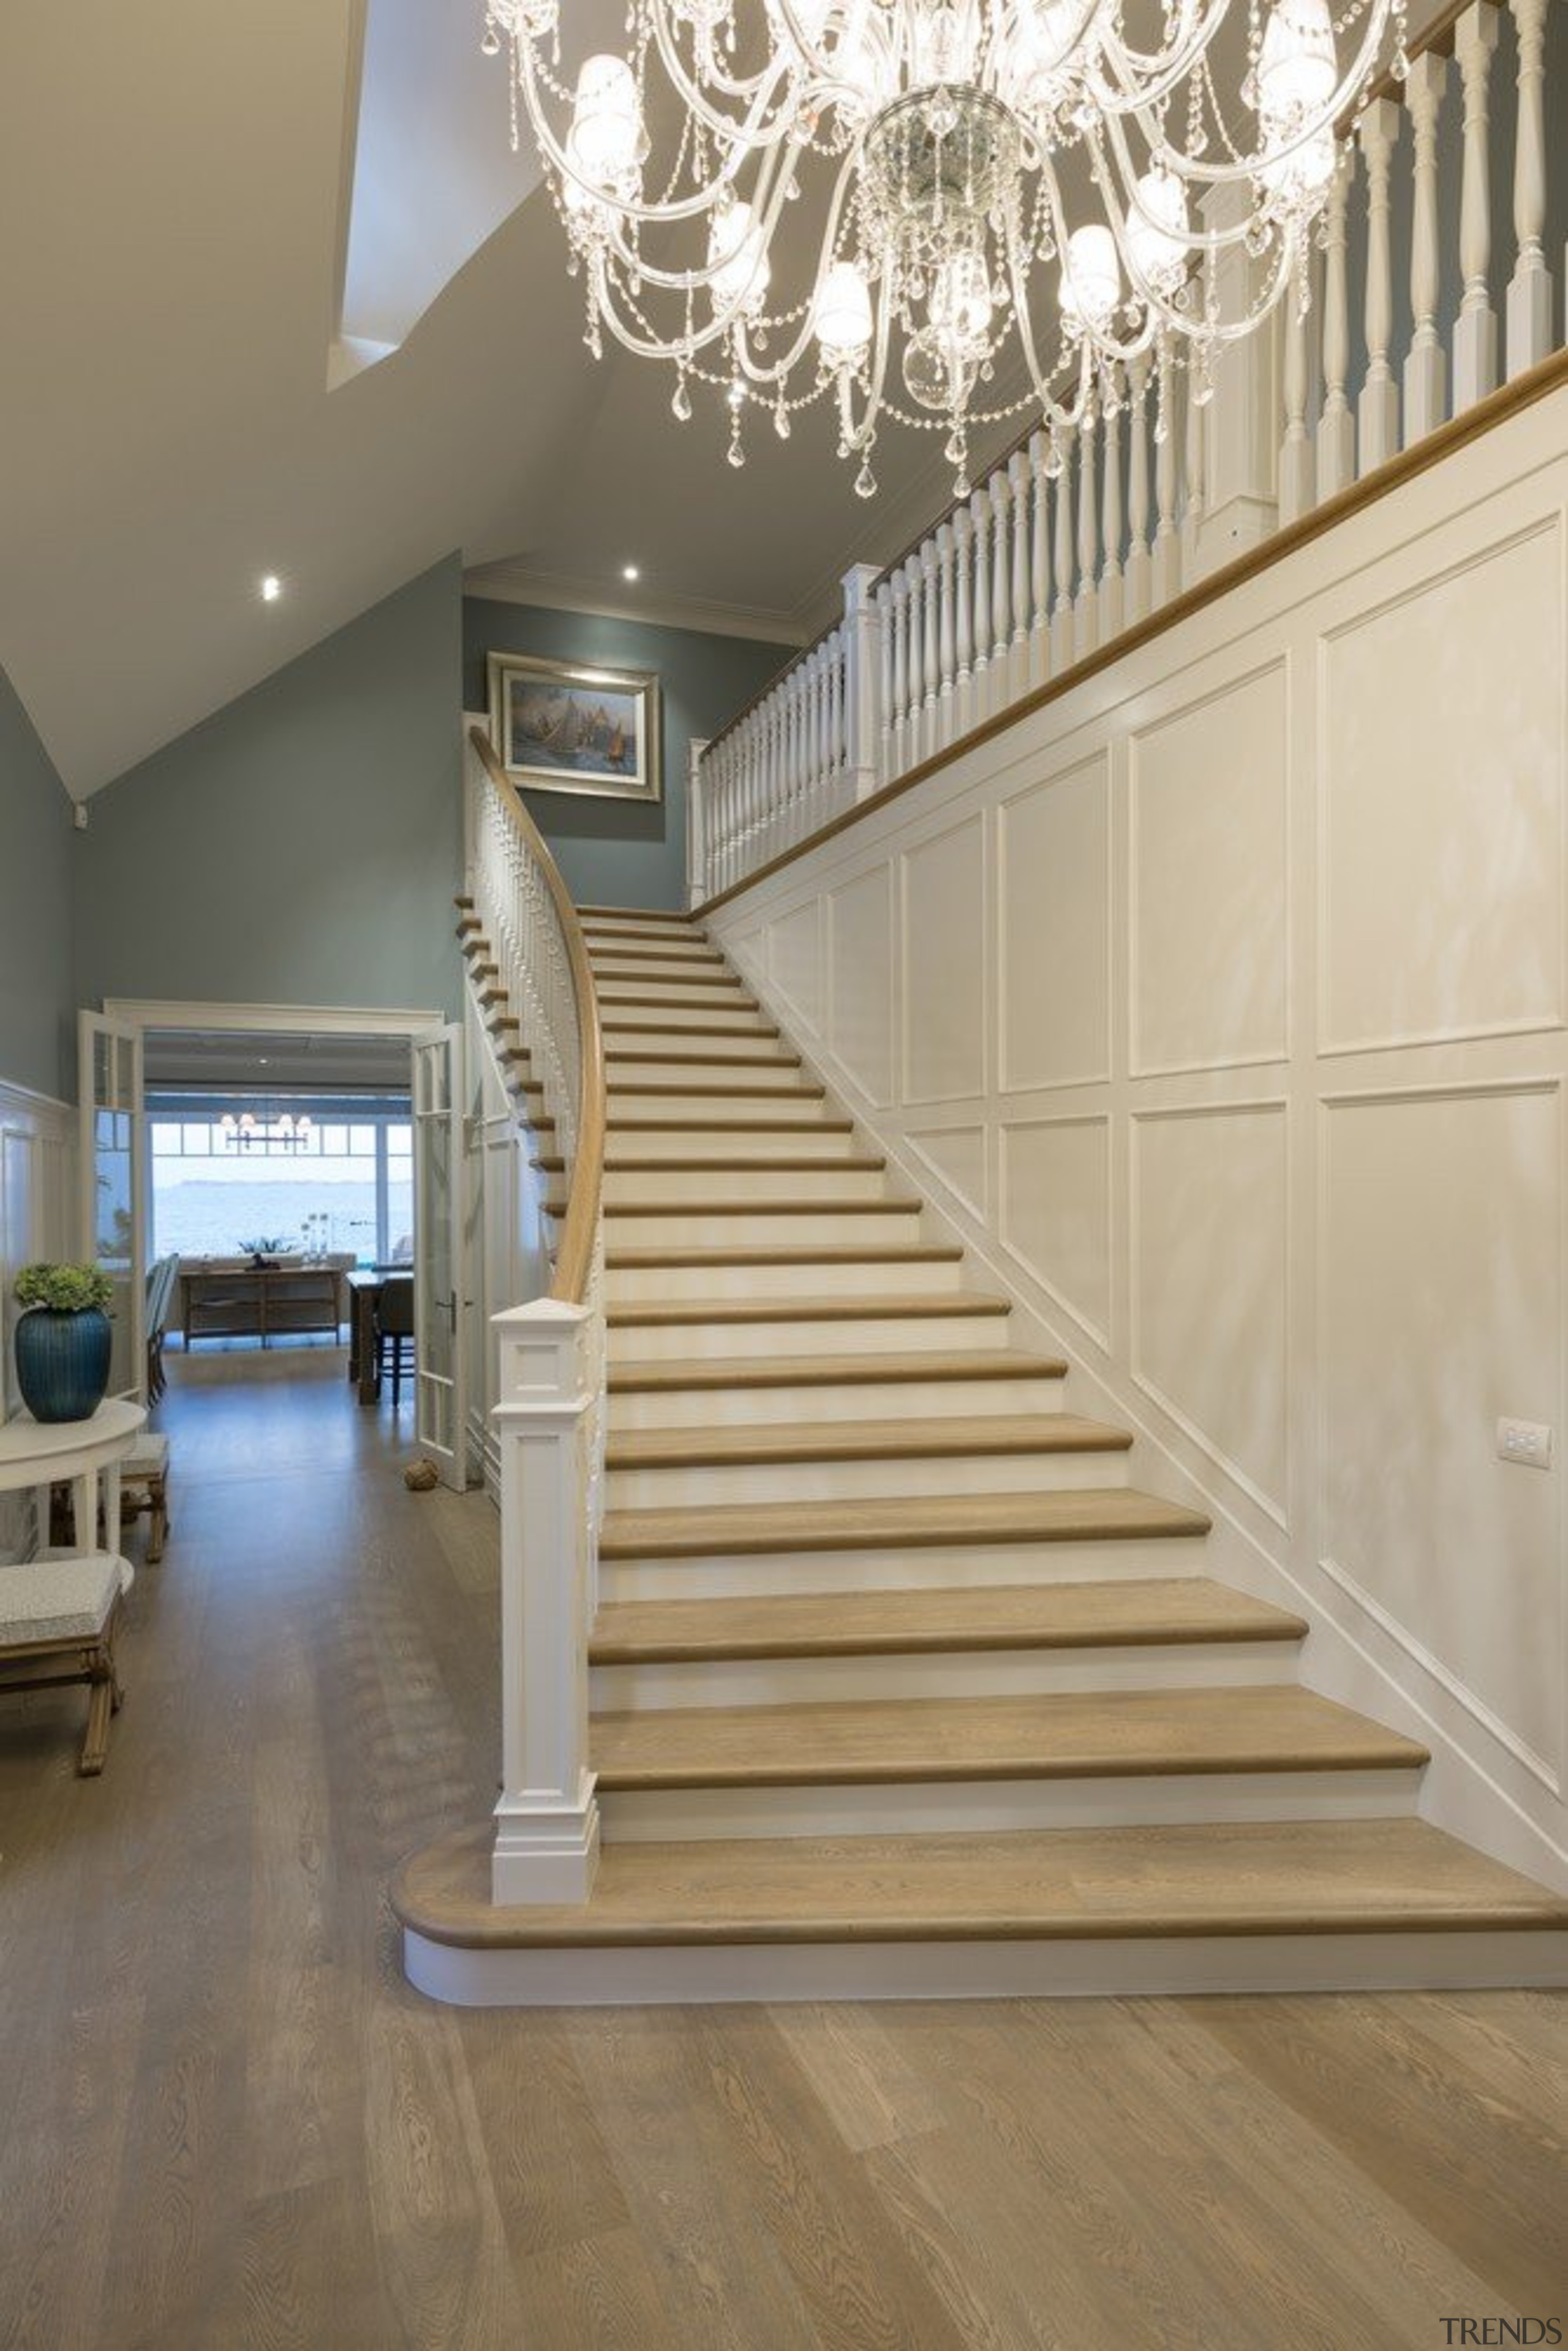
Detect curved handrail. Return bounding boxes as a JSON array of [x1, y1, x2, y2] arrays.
[[469, 725, 606, 1305]]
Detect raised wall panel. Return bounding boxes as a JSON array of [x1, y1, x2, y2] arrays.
[[998, 753, 1110, 1092], [1000, 1115, 1110, 1346], [902, 817, 986, 1106], [769, 898, 823, 1035], [1131, 663, 1288, 1076], [827, 864, 894, 1105], [1321, 523, 1564, 1055], [907, 1124, 987, 1220], [1134, 1104, 1289, 1522], [1321, 1083, 1564, 1785]]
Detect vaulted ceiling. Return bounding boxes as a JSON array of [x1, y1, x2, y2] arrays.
[[0, 1, 992, 798]]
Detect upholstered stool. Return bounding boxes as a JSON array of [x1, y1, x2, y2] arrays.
[[121, 1433, 171, 1563], [0, 1552, 130, 1775]]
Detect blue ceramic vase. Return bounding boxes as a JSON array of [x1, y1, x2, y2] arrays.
[[14, 1307, 113, 1424]]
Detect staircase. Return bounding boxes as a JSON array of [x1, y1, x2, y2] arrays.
[[396, 896, 1568, 2003]]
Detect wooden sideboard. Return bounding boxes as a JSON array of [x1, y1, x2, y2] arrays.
[[179, 1263, 349, 1348]]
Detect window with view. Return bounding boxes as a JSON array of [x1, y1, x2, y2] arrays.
[[148, 1095, 413, 1269]]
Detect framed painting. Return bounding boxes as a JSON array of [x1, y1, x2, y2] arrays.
[[486, 651, 662, 804]]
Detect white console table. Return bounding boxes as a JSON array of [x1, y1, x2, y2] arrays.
[[0, 1398, 148, 1557]]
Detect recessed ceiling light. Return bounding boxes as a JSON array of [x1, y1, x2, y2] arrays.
[[621, 563, 641, 583], [260, 574, 282, 602]]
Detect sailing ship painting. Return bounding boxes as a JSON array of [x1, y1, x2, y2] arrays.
[[487, 651, 662, 804]]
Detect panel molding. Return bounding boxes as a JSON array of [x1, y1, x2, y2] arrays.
[[996, 750, 1112, 1095], [997, 1111, 1113, 1351], [899, 815, 987, 1110]]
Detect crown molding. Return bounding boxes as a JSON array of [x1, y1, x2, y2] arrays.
[[461, 562, 809, 649]]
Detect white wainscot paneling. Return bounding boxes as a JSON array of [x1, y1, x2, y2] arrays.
[[1321, 1083, 1564, 1788], [827, 864, 894, 1104], [1132, 663, 1289, 1077], [998, 753, 1110, 1092], [906, 1124, 987, 1220], [1000, 1115, 1110, 1347], [726, 924, 767, 994], [767, 898, 823, 1035], [1134, 1104, 1289, 1523], [902, 817, 986, 1107], [1321, 523, 1565, 1055]]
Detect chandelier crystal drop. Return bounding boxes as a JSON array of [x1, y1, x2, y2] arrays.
[[481, 0, 1403, 491]]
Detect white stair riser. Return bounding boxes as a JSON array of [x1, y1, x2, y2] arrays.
[[597, 1002, 764, 1034], [608, 1374, 1068, 1429], [605, 1308, 1009, 1359], [606, 1060, 807, 1091], [589, 951, 726, 976], [582, 921, 705, 944], [601, 1025, 782, 1055], [604, 1448, 1129, 1510], [598, 1126, 856, 1160], [599, 1768, 1421, 1843], [589, 1639, 1300, 1711], [599, 1163, 891, 1204], [406, 1928, 1568, 2008], [598, 1536, 1203, 1601], [608, 1096, 834, 1126], [606, 1258, 965, 1304], [599, 982, 757, 1011], [592, 1206, 924, 1250]]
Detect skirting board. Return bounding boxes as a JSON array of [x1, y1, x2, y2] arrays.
[[403, 1926, 1568, 2008]]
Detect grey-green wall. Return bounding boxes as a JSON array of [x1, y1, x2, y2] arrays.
[[463, 598, 792, 911], [0, 661, 75, 1101], [76, 558, 464, 1020]]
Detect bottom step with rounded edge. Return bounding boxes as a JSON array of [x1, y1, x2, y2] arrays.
[[393, 1817, 1568, 2006]]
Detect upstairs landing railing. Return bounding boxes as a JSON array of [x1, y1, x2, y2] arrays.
[[692, 0, 1566, 906], [465, 725, 606, 1905]]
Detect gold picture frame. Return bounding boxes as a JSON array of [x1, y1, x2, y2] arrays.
[[486, 650, 662, 804]]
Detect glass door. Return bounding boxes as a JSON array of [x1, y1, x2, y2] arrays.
[[410, 1023, 469, 1490], [78, 1011, 145, 1402]]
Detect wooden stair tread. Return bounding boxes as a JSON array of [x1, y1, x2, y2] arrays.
[[580, 904, 698, 924], [609, 1347, 1067, 1391], [600, 1484, 1207, 1555], [605, 1412, 1131, 1471], [601, 1022, 782, 1041], [590, 1686, 1429, 1789], [608, 1288, 1011, 1329], [607, 1117, 855, 1136], [556, 1195, 915, 1218], [393, 1818, 1568, 1948], [590, 945, 725, 965], [607, 1081, 824, 1100], [605, 1242, 959, 1270], [590, 1576, 1306, 1662], [603, 1049, 802, 1068]]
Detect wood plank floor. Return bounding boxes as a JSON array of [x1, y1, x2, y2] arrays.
[[1, 1349, 1562, 2350]]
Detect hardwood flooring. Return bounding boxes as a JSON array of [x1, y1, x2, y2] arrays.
[[1, 1352, 1562, 2350]]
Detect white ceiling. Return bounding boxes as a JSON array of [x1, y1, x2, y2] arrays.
[[0, 1, 996, 799]]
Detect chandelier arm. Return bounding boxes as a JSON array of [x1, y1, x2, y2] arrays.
[[586, 135, 804, 301], [1089, 0, 1240, 113], [643, 4, 798, 122], [519, 43, 797, 224]]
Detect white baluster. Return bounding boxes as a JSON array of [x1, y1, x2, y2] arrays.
[[1125, 355, 1152, 625], [1028, 429, 1051, 685], [1181, 355, 1205, 579], [1076, 398, 1099, 652], [954, 505, 975, 733], [1507, 0, 1553, 375], [1008, 446, 1031, 698], [903, 557, 925, 768], [1404, 53, 1450, 442], [1153, 344, 1181, 608], [989, 465, 1011, 709], [1453, 0, 1501, 409], [842, 562, 881, 801], [1100, 371, 1124, 642], [969, 488, 993, 715], [920, 539, 941, 761], [890, 567, 910, 777], [1317, 142, 1355, 497], [937, 520, 957, 746], [1051, 425, 1076, 671], [1280, 278, 1314, 523], [875, 576, 895, 783], [1358, 99, 1401, 472]]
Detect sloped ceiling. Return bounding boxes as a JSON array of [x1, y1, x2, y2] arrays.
[[0, 1, 983, 798]]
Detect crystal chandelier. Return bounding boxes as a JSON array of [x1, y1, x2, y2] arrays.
[[481, 0, 1404, 496]]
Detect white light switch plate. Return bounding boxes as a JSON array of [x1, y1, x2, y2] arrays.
[[1496, 1418, 1553, 1470]]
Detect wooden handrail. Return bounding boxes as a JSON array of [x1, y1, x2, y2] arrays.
[[469, 726, 605, 1306]]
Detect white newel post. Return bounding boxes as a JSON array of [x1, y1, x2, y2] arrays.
[[1197, 180, 1282, 564], [492, 1299, 600, 1905], [1358, 98, 1402, 472], [1506, 0, 1553, 376], [1404, 52, 1450, 442], [686, 736, 709, 908], [1453, 0, 1501, 410]]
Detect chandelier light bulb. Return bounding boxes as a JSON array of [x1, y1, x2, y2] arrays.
[[1257, 0, 1339, 123], [1126, 167, 1189, 294], [568, 55, 643, 186], [813, 258, 874, 358], [709, 195, 771, 313], [1060, 224, 1120, 328]]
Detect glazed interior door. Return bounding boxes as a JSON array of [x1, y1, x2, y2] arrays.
[[411, 1023, 469, 1490], [78, 1011, 145, 1403]]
